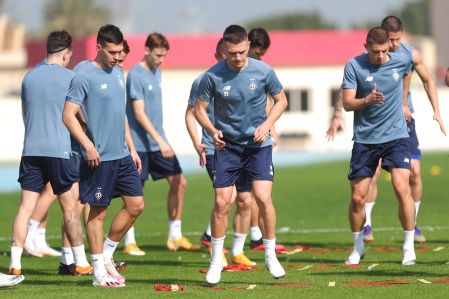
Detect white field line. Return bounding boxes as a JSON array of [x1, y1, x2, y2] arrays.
[[1, 225, 448, 242]]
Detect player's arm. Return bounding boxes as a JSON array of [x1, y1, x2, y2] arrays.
[[342, 83, 384, 111], [266, 95, 280, 146], [254, 90, 287, 143], [195, 99, 225, 150], [326, 89, 344, 141], [63, 101, 100, 168], [125, 115, 142, 173], [402, 71, 412, 123], [131, 99, 174, 158], [413, 49, 446, 135], [185, 104, 206, 167]]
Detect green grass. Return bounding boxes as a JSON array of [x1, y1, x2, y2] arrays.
[[1, 153, 449, 298]]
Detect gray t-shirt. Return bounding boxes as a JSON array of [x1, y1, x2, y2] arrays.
[[126, 63, 167, 152], [21, 63, 74, 159], [197, 58, 283, 147], [66, 62, 129, 161], [342, 52, 412, 144]]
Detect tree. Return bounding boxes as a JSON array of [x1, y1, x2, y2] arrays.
[[392, 0, 430, 35], [245, 12, 336, 31], [42, 0, 111, 38]]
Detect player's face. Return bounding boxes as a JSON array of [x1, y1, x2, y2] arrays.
[[97, 42, 123, 68], [224, 40, 249, 70], [249, 46, 267, 60], [388, 31, 402, 52], [366, 42, 390, 65], [117, 52, 128, 67], [145, 47, 167, 69]]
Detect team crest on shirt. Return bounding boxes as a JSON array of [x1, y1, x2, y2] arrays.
[[95, 188, 103, 200], [100, 83, 108, 90], [392, 68, 400, 81], [249, 78, 257, 92], [117, 76, 125, 88], [223, 85, 231, 97]]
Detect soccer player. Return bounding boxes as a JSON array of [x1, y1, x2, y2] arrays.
[[117, 39, 129, 68], [126, 32, 198, 252], [185, 38, 255, 267], [362, 16, 446, 243], [195, 25, 287, 285], [63, 24, 144, 288], [10, 30, 91, 276], [342, 27, 417, 266]]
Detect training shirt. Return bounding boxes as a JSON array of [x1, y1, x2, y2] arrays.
[[342, 51, 412, 144], [126, 63, 167, 152], [197, 58, 283, 147], [21, 63, 74, 159], [66, 61, 129, 161], [188, 73, 215, 156], [397, 43, 415, 113]]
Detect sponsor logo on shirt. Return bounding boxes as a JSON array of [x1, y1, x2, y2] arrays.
[[249, 78, 257, 92], [100, 83, 108, 90], [223, 85, 231, 97], [392, 68, 400, 81], [148, 85, 153, 91], [365, 76, 373, 82]]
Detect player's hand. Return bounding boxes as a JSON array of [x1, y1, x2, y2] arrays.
[[130, 149, 142, 173], [212, 130, 225, 150], [367, 83, 384, 105], [254, 123, 271, 143], [403, 105, 412, 123], [159, 141, 175, 159], [433, 112, 447, 135], [195, 143, 207, 167], [326, 117, 344, 141], [85, 144, 101, 168]]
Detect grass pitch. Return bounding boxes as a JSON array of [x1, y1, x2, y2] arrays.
[[0, 153, 448, 298]]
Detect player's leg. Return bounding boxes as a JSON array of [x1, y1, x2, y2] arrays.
[[249, 197, 264, 249], [363, 159, 381, 242], [410, 159, 425, 242], [231, 190, 255, 267]]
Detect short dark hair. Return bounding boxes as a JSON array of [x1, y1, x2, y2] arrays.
[[223, 25, 248, 44], [47, 30, 72, 54], [215, 38, 224, 57], [123, 39, 130, 54], [97, 24, 123, 47], [145, 33, 169, 51], [248, 28, 270, 50], [381, 16, 403, 33], [366, 27, 390, 46]]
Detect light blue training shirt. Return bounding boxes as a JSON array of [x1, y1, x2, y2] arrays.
[[66, 61, 129, 161], [126, 63, 167, 152], [197, 58, 283, 147], [397, 43, 415, 113], [188, 73, 215, 156], [21, 63, 74, 159], [342, 51, 412, 144]]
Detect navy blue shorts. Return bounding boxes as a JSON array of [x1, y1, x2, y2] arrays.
[[79, 155, 143, 206], [18, 155, 79, 195], [138, 151, 182, 181], [213, 141, 274, 189], [348, 138, 411, 180], [407, 118, 421, 160], [205, 155, 252, 192]]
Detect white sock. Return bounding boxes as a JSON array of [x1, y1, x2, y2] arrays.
[[60, 247, 74, 265], [72, 245, 90, 267], [263, 238, 276, 259], [414, 201, 421, 223], [211, 236, 225, 264], [352, 231, 365, 254], [34, 228, 47, 250], [169, 220, 182, 240], [103, 237, 118, 262], [124, 226, 136, 246], [10, 246, 23, 270], [27, 219, 40, 241], [205, 223, 212, 237], [232, 233, 247, 256], [91, 254, 107, 279], [403, 230, 415, 251], [364, 202, 375, 227], [250, 226, 262, 241]]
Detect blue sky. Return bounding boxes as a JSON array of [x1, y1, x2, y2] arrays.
[[1, 0, 415, 35]]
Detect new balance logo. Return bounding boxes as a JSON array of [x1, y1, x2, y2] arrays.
[[365, 76, 373, 82], [100, 83, 108, 90], [404, 158, 410, 163]]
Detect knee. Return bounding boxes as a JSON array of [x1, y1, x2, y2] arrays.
[[127, 199, 145, 217], [214, 197, 232, 214], [170, 175, 187, 193], [236, 193, 252, 211], [351, 193, 365, 210]]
